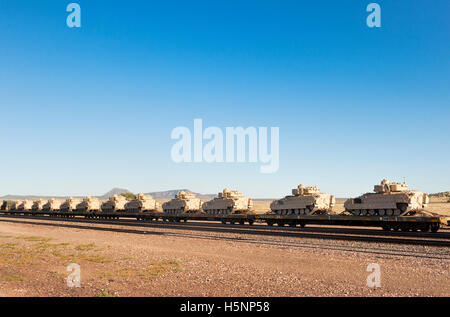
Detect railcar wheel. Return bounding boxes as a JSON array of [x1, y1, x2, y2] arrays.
[[430, 223, 440, 233], [267, 221, 274, 226], [248, 220, 254, 225]]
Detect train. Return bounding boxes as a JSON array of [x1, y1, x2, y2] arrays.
[[0, 180, 447, 233]]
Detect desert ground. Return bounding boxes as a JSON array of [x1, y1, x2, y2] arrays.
[[0, 216, 448, 297]]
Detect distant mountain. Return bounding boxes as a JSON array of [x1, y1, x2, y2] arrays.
[[98, 188, 131, 200], [145, 189, 216, 201], [429, 191, 450, 197]]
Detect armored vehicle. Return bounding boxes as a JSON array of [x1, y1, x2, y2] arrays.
[[1, 200, 6, 211], [42, 198, 63, 211], [202, 189, 253, 215], [60, 197, 82, 212], [162, 191, 203, 214], [10, 201, 21, 211], [124, 193, 160, 213], [270, 184, 335, 215], [344, 179, 429, 216], [18, 200, 34, 211], [76, 196, 101, 213], [31, 199, 47, 212], [101, 195, 128, 212]]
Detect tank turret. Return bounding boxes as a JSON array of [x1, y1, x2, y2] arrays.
[[162, 191, 203, 215], [344, 179, 429, 216], [60, 197, 81, 212], [43, 198, 63, 211], [125, 193, 160, 213], [76, 196, 101, 213], [101, 195, 129, 212], [202, 188, 253, 215], [270, 184, 335, 215]]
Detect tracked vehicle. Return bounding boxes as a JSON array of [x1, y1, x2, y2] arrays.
[[60, 197, 81, 212], [270, 184, 335, 215], [31, 199, 47, 212], [76, 196, 101, 213], [10, 201, 21, 211], [162, 191, 203, 215], [124, 193, 160, 213], [101, 195, 128, 212], [202, 189, 253, 215], [42, 198, 63, 211], [18, 200, 33, 211], [344, 179, 429, 216]]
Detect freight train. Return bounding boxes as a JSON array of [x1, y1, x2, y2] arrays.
[[0, 181, 447, 233]]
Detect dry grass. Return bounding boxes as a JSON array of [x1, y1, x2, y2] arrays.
[[95, 290, 116, 297]]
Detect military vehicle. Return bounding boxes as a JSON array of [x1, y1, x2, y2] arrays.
[[60, 197, 82, 212], [270, 184, 335, 215], [18, 200, 33, 211], [31, 199, 47, 212], [124, 193, 160, 213], [1, 200, 7, 211], [202, 189, 253, 215], [344, 179, 429, 216], [42, 198, 63, 211], [101, 195, 129, 212], [162, 191, 203, 214], [9, 201, 21, 211], [76, 196, 102, 213]]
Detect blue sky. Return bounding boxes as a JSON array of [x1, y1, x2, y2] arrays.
[[0, 0, 449, 198]]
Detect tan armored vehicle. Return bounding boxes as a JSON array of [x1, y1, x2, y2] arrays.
[[18, 200, 33, 211], [124, 193, 160, 213], [101, 195, 128, 212], [344, 179, 429, 216], [76, 196, 101, 213], [31, 199, 47, 212], [270, 184, 335, 215], [162, 191, 203, 214], [10, 201, 21, 211], [60, 197, 82, 212], [43, 198, 63, 211], [202, 189, 253, 215]]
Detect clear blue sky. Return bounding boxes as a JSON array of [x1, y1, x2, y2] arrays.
[[0, 0, 449, 198]]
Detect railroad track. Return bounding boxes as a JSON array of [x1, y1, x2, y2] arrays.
[[1, 213, 449, 241], [1, 215, 450, 260]]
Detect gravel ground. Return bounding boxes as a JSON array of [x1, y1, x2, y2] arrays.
[[0, 218, 448, 297]]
